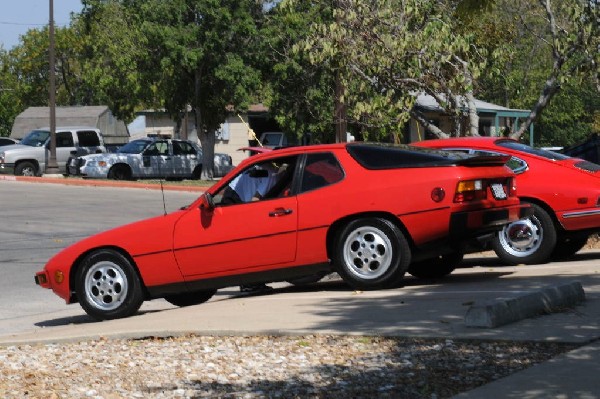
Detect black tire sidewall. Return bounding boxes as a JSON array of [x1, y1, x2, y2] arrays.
[[334, 217, 410, 290], [15, 161, 37, 176], [493, 203, 557, 265], [75, 249, 144, 320]]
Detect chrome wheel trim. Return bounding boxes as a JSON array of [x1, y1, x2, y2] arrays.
[[342, 226, 393, 280], [21, 166, 35, 176], [83, 260, 129, 311], [498, 216, 543, 257]]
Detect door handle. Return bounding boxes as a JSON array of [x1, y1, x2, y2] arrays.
[[269, 208, 293, 217]]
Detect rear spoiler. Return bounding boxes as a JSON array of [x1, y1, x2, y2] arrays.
[[454, 154, 512, 167]]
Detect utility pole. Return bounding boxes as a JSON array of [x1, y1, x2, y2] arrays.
[[46, 0, 59, 174], [334, 0, 347, 143]]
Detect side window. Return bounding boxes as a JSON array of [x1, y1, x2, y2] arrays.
[[214, 156, 297, 205], [173, 141, 196, 156], [300, 153, 344, 193], [77, 131, 100, 147], [56, 132, 74, 148], [145, 141, 169, 156]]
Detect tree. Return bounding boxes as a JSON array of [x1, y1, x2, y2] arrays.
[[510, 0, 600, 139], [260, 1, 337, 143], [293, 0, 498, 140], [133, 0, 265, 178], [78, 0, 151, 123], [0, 48, 21, 136]]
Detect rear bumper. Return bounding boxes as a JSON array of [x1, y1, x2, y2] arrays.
[[450, 203, 532, 237]]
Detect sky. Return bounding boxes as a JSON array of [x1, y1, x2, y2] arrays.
[[0, 0, 83, 50]]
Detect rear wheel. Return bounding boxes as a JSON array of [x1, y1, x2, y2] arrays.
[[333, 217, 410, 290], [108, 164, 132, 180], [15, 161, 37, 176], [164, 289, 216, 307], [75, 249, 144, 320], [492, 203, 557, 265], [408, 252, 463, 279]]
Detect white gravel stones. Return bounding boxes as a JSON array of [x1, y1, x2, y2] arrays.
[[0, 335, 577, 398]]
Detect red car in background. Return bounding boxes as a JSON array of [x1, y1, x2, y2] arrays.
[[36, 142, 529, 320], [415, 137, 600, 264]]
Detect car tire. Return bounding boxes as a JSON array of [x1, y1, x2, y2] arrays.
[[163, 289, 216, 307], [408, 252, 463, 279], [15, 161, 37, 177], [75, 249, 144, 320], [552, 233, 589, 259], [191, 165, 203, 180], [492, 203, 557, 265], [333, 217, 410, 290], [108, 165, 132, 180]]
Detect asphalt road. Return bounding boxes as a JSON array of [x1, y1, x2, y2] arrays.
[[0, 180, 200, 337], [1, 179, 599, 346]]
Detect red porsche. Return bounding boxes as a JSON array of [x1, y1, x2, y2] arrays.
[[35, 142, 529, 320], [415, 137, 600, 265]]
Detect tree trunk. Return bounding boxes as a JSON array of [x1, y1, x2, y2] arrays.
[[410, 109, 450, 139], [465, 91, 480, 136], [511, 75, 560, 140], [193, 69, 216, 180]]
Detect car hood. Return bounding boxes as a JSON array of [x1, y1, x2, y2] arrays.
[[54, 210, 187, 262], [80, 152, 133, 163], [0, 143, 42, 153]]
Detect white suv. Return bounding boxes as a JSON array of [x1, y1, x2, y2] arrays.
[[0, 127, 106, 176]]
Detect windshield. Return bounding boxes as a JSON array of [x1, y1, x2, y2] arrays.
[[20, 130, 50, 147], [117, 139, 152, 154]]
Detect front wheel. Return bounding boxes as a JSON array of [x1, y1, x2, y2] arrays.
[[75, 249, 144, 320], [492, 203, 557, 265], [108, 164, 132, 180], [15, 161, 37, 176], [333, 218, 410, 290]]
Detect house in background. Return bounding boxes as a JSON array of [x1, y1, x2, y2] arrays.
[[132, 96, 535, 167], [11, 106, 130, 147], [407, 93, 534, 144]]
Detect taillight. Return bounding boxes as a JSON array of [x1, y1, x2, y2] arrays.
[[454, 179, 487, 202]]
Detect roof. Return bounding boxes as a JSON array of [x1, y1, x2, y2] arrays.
[[415, 93, 529, 114], [16, 106, 111, 119]]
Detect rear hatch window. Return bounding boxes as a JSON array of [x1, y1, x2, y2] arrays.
[[347, 143, 475, 169]]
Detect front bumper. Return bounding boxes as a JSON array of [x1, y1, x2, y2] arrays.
[[0, 163, 16, 175]]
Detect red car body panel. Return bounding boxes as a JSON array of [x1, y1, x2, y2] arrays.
[[414, 137, 600, 234], [36, 142, 529, 305]]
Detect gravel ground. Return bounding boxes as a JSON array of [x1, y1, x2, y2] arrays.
[[0, 334, 578, 398]]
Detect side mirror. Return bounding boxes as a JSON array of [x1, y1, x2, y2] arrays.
[[199, 193, 215, 211]]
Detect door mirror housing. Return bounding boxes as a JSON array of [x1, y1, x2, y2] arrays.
[[199, 193, 215, 211]]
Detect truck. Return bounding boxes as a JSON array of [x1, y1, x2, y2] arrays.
[[0, 127, 106, 176]]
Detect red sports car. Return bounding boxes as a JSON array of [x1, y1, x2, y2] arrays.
[[415, 137, 600, 264], [35, 142, 529, 320]]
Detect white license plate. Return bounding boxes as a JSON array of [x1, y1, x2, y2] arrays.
[[491, 183, 507, 199]]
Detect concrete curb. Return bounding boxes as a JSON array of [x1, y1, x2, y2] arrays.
[[0, 174, 209, 192], [464, 281, 586, 328]]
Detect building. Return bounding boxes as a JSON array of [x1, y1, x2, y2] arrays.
[[11, 106, 130, 146]]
